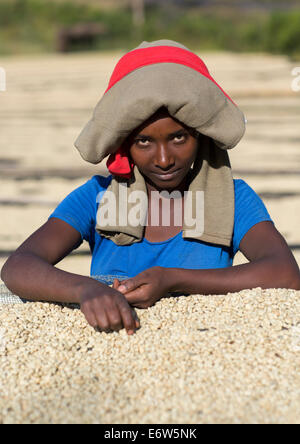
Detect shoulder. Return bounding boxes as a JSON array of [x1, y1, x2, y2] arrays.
[[69, 174, 113, 202], [233, 178, 254, 196], [233, 178, 268, 211], [55, 174, 113, 207], [48, 174, 113, 242], [91, 174, 113, 187], [232, 178, 273, 254], [84, 174, 112, 192]]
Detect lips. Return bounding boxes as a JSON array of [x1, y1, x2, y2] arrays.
[[152, 169, 181, 181]]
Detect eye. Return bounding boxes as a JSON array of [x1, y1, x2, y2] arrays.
[[173, 132, 188, 144], [135, 137, 151, 147], [174, 135, 184, 142]]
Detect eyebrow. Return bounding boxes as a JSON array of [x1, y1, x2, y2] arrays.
[[135, 129, 188, 139]]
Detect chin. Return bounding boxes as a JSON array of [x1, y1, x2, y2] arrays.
[[152, 177, 186, 192], [141, 168, 189, 191]]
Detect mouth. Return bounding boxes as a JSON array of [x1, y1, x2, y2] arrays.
[[152, 169, 182, 181]]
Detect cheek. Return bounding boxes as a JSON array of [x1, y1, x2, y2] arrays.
[[128, 146, 138, 164], [129, 147, 149, 168], [182, 141, 198, 164]]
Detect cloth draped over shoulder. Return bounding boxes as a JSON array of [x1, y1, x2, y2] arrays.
[[74, 40, 246, 248]]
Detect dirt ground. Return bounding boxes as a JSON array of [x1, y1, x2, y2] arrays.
[[0, 50, 299, 275]]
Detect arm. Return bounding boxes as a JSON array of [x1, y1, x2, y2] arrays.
[[117, 221, 300, 308], [1, 218, 139, 334], [166, 221, 300, 294], [1, 218, 88, 303]]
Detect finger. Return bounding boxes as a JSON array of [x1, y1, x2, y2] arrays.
[[131, 308, 141, 329], [105, 304, 123, 332], [118, 276, 144, 294], [123, 286, 146, 305], [82, 306, 98, 329], [117, 299, 138, 335], [113, 278, 120, 290], [93, 306, 110, 332]]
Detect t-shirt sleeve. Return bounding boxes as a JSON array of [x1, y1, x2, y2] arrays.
[[48, 175, 105, 244], [232, 179, 274, 255]]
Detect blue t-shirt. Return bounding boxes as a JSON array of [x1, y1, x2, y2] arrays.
[[48, 175, 273, 284]]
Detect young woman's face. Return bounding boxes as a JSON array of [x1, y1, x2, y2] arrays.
[[128, 111, 198, 191]]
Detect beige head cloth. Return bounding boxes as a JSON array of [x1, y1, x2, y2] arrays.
[[74, 40, 246, 247]]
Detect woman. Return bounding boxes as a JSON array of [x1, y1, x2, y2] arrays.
[[1, 40, 299, 335]]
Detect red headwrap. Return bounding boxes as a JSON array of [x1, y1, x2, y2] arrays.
[[105, 45, 235, 179]]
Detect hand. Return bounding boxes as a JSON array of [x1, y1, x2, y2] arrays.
[[79, 279, 140, 335], [114, 266, 172, 309]]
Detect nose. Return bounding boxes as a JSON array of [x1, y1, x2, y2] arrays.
[[154, 143, 175, 170]]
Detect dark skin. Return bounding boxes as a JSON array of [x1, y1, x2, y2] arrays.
[[1, 110, 300, 335]]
